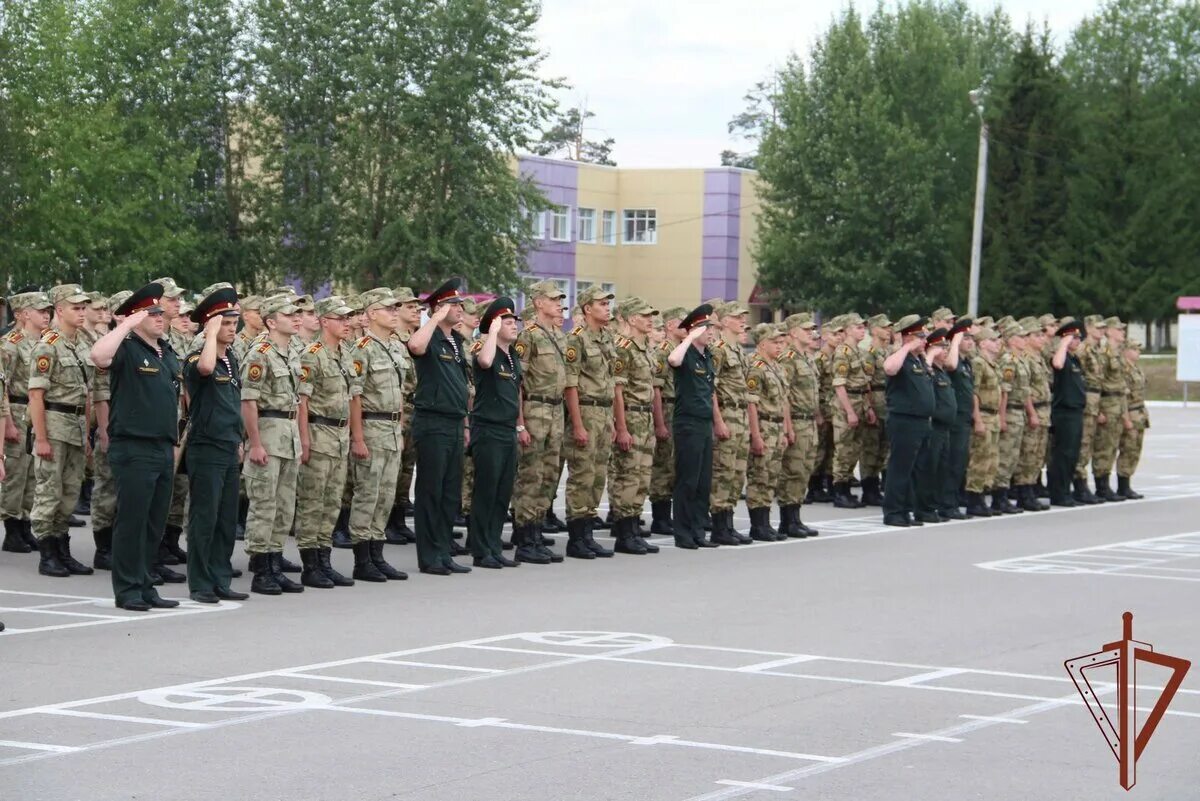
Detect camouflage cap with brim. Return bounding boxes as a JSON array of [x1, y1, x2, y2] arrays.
[[577, 285, 615, 307], [1126, 341, 1144, 352], [974, 316, 994, 328], [87, 291, 105, 308], [975, 327, 1000, 341], [930, 306, 956, 322], [751, 323, 784, 344], [1104, 316, 1126, 330], [662, 306, 689, 322], [151, 277, 186, 298], [824, 314, 847, 332], [1018, 316, 1040, 331], [49, 284, 90, 305], [1084, 314, 1107, 328], [460, 298, 480, 316], [393, 286, 418, 304], [12, 291, 54, 311], [1038, 313, 1058, 327], [263, 285, 298, 298], [527, 280, 567, 301], [620, 296, 659, 317], [720, 301, 750, 317], [293, 294, 315, 310], [316, 296, 355, 317], [866, 313, 893, 330], [201, 282, 234, 296], [261, 294, 300, 316], [105, 291, 133, 314], [359, 287, 401, 310], [240, 295, 263, 312], [841, 312, 865, 327], [784, 313, 817, 330]]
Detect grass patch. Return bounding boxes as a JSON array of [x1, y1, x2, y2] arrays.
[[1142, 356, 1191, 401]]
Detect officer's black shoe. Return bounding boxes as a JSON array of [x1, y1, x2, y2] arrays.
[[650, 501, 675, 535], [449, 541, 470, 557], [74, 478, 93, 516], [215, 586, 250, 600], [2, 518, 31, 553], [162, 523, 188, 563], [117, 599, 152, 611], [1117, 476, 1144, 500], [58, 535, 94, 575], [442, 559, 471, 574], [1073, 477, 1100, 505], [67, 515, 85, 527], [702, 511, 713, 531], [144, 594, 180, 609], [906, 514, 924, 526], [543, 508, 567, 533], [965, 492, 992, 518], [235, 496, 249, 541], [20, 519, 37, 550], [249, 554, 283, 594], [317, 547, 354, 586], [332, 508, 353, 548], [269, 553, 305, 593], [420, 564, 451, 575], [614, 518, 648, 555], [299, 549, 335, 588], [92, 526, 113, 570], [496, 554, 519, 567], [1050, 494, 1077, 507], [153, 563, 186, 583], [452, 511, 468, 529], [939, 507, 968, 520], [883, 513, 910, 527], [695, 535, 719, 548], [915, 511, 942, 524], [748, 508, 775, 542], [368, 540, 408, 580], [473, 555, 504, 569], [190, 591, 220, 604], [859, 477, 884, 507], [582, 519, 613, 558], [674, 536, 699, 549], [37, 538, 70, 577], [565, 519, 596, 559], [351, 542, 387, 582], [1095, 475, 1124, 502]]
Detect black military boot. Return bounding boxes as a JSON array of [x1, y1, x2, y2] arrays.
[[582, 517, 613, 558], [726, 510, 751, 545], [73, 478, 93, 516], [277, 552, 301, 573], [533, 524, 564, 562], [248, 554, 282, 594], [385, 504, 415, 544], [709, 508, 739, 546], [748, 508, 775, 542], [614, 518, 648, 555], [542, 507, 566, 534], [368, 540, 408, 580], [57, 534, 94, 575], [565, 518, 595, 559], [965, 491, 991, 518], [1035, 476, 1050, 498], [1073, 477, 1100, 505], [818, 474, 835, 503], [299, 548, 335, 588], [92, 526, 113, 570], [512, 525, 548, 564], [795, 508, 819, 537], [351, 542, 386, 582], [804, 476, 820, 504], [2, 518, 30, 553], [1095, 474, 1124, 502], [20, 520, 37, 550], [995, 488, 1022, 514], [635, 528, 659, 553], [235, 496, 249, 540], [1117, 475, 1143, 500], [269, 552, 304, 592], [650, 500, 675, 535], [161, 523, 187, 564], [859, 477, 884, 507], [1017, 485, 1043, 512], [37, 537, 70, 577], [832, 481, 861, 509], [317, 547, 354, 586], [776, 505, 796, 538], [331, 507, 352, 549]]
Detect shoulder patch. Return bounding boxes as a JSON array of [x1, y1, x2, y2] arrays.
[[526, 323, 541, 333], [470, 341, 483, 354], [514, 341, 527, 358], [257, 342, 273, 354], [746, 375, 758, 391], [307, 342, 324, 354], [356, 336, 372, 349], [835, 362, 850, 377], [299, 365, 312, 383], [247, 363, 264, 382], [352, 359, 364, 377], [35, 354, 51, 373], [6, 331, 23, 344]]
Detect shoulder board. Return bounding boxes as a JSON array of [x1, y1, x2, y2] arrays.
[[753, 358, 766, 368], [307, 342, 324, 354], [470, 341, 483, 354], [239, 331, 251, 341], [356, 336, 372, 349], [713, 339, 726, 349], [42, 331, 61, 344], [526, 323, 541, 333], [837, 344, 851, 355], [570, 325, 584, 336], [257, 341, 273, 353], [6, 331, 23, 344]]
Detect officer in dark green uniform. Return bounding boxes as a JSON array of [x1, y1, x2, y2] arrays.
[[182, 288, 250, 603], [406, 277, 471, 575], [881, 315, 934, 528], [667, 304, 718, 550], [915, 327, 957, 523], [941, 317, 974, 519], [89, 284, 182, 611], [1048, 319, 1087, 506], [466, 297, 522, 569]]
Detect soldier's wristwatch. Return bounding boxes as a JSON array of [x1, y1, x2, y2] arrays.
[[515, 425, 526, 433]]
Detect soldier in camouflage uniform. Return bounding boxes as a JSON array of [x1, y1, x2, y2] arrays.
[[383, 287, 420, 545], [1014, 320, 1051, 511], [745, 324, 790, 541], [28, 284, 94, 577], [346, 288, 409, 581], [1116, 341, 1147, 500], [153, 277, 191, 566], [295, 296, 360, 589], [233, 295, 264, 361], [1072, 316, 1106, 504], [649, 307, 687, 534], [608, 297, 661, 555], [510, 282, 568, 564], [964, 327, 1002, 517], [709, 301, 754, 546], [829, 313, 873, 508], [777, 313, 820, 537], [1, 292, 52, 554], [809, 317, 839, 503], [86, 292, 132, 571], [991, 322, 1030, 514], [859, 314, 892, 506], [1091, 316, 1133, 501]]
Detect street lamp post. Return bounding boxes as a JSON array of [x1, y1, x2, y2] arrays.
[[967, 88, 988, 318]]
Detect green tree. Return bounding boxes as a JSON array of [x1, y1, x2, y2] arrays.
[[533, 106, 616, 166], [721, 77, 780, 169]]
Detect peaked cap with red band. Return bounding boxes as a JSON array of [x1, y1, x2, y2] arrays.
[[424, 277, 466, 307], [115, 283, 165, 316], [191, 287, 241, 324]]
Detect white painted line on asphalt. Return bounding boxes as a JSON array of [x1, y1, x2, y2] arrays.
[[0, 590, 239, 636], [365, 658, 501, 673], [43, 709, 211, 728], [885, 668, 968, 686], [958, 714, 1028, 725], [977, 530, 1200, 581], [454, 717, 507, 728], [735, 655, 821, 673], [714, 780, 794, 792], [277, 673, 425, 690], [629, 734, 678, 745], [0, 740, 79, 753], [892, 732, 964, 743], [0, 606, 129, 620]]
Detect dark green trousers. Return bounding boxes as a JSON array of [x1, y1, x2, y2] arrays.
[[672, 417, 713, 544], [413, 412, 464, 570], [1049, 409, 1083, 503], [941, 421, 971, 512], [467, 424, 516, 560], [917, 424, 950, 514], [186, 442, 240, 594], [882, 413, 930, 517], [109, 439, 174, 605]]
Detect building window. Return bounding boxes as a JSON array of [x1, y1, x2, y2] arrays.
[[526, 209, 545, 240], [578, 208, 596, 243], [622, 209, 657, 245], [549, 205, 571, 242], [601, 210, 617, 246]]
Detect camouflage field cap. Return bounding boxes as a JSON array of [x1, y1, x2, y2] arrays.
[[824, 314, 847, 332], [1038, 313, 1058, 328], [577, 285, 615, 307], [12, 291, 54, 311], [49, 284, 90, 305], [721, 301, 750, 317], [1104, 316, 1126, 330], [620, 296, 659, 317], [240, 295, 263, 312], [784, 312, 817, 330], [974, 327, 1000, 341], [930, 306, 956, 323], [106, 291, 133, 314], [661, 306, 689, 323], [527, 280, 566, 301], [293, 294, 315, 310], [866, 313, 893, 330], [975, 316, 994, 328], [393, 286, 418, 304], [87, 291, 106, 308], [1084, 314, 1107, 329], [262, 285, 297, 298], [751, 323, 784, 344], [316, 296, 355, 318], [151, 277, 185, 298], [261, 294, 300, 316], [1126, 340, 1143, 352], [841, 312, 865, 327], [359, 287, 401, 310]]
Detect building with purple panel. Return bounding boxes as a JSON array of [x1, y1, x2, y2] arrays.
[[515, 155, 766, 323]]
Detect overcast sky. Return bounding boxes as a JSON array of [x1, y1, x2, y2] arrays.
[[534, 0, 1103, 168]]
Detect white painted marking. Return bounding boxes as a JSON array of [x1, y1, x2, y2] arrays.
[[715, 780, 794, 792], [978, 530, 1200, 581], [0, 740, 79, 753], [365, 658, 500, 673], [958, 714, 1028, 725], [0, 607, 127, 620], [629, 734, 677, 745], [892, 732, 964, 743], [736, 655, 821, 673], [278, 673, 425, 690], [42, 709, 210, 728], [886, 668, 968, 686], [454, 717, 507, 728]]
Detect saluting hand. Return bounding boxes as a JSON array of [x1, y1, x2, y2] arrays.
[[124, 310, 150, 330], [489, 316, 503, 336], [431, 303, 452, 324], [204, 314, 223, 338]]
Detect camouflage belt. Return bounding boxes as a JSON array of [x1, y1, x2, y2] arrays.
[[978, 406, 999, 414], [759, 413, 784, 423], [1100, 391, 1124, 397], [790, 410, 815, 420]]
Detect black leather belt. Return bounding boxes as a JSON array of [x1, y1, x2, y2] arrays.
[[309, 414, 348, 428], [525, 394, 562, 406], [625, 403, 652, 413], [259, 409, 297, 420], [791, 410, 814, 420], [1100, 391, 1123, 397], [1129, 403, 1144, 411], [579, 398, 612, 408], [978, 406, 998, 414], [362, 411, 401, 422], [723, 400, 746, 410], [10, 394, 29, 405], [870, 385, 886, 392], [1006, 403, 1026, 410], [760, 414, 783, 423], [1085, 386, 1099, 393], [1033, 401, 1049, 408], [45, 401, 85, 415]]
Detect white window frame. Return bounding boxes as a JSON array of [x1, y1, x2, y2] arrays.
[[577, 207, 596, 244], [549, 205, 571, 242], [601, 210, 617, 246], [526, 209, 545, 240], [622, 208, 657, 245]]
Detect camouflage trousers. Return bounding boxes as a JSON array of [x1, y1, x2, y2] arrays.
[[1117, 409, 1148, 477], [167, 473, 188, 529], [566, 404, 613, 521], [649, 402, 675, 502], [1090, 398, 1125, 475], [609, 410, 654, 519], [349, 442, 401, 544], [31, 439, 86, 539], [243, 453, 298, 554], [1014, 410, 1049, 485], [859, 394, 888, 478], [746, 420, 786, 509], [513, 399, 564, 526], [994, 410, 1026, 489], [1, 413, 35, 521], [91, 442, 117, 530], [710, 408, 748, 512], [815, 409, 834, 476], [460, 441, 475, 514], [778, 415, 818, 506], [831, 397, 868, 483], [296, 449, 348, 549], [395, 403, 416, 506], [1074, 392, 1100, 479], [965, 413, 1000, 493]]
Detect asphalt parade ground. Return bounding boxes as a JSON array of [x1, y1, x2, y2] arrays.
[[2, 408, 1198, 800]]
